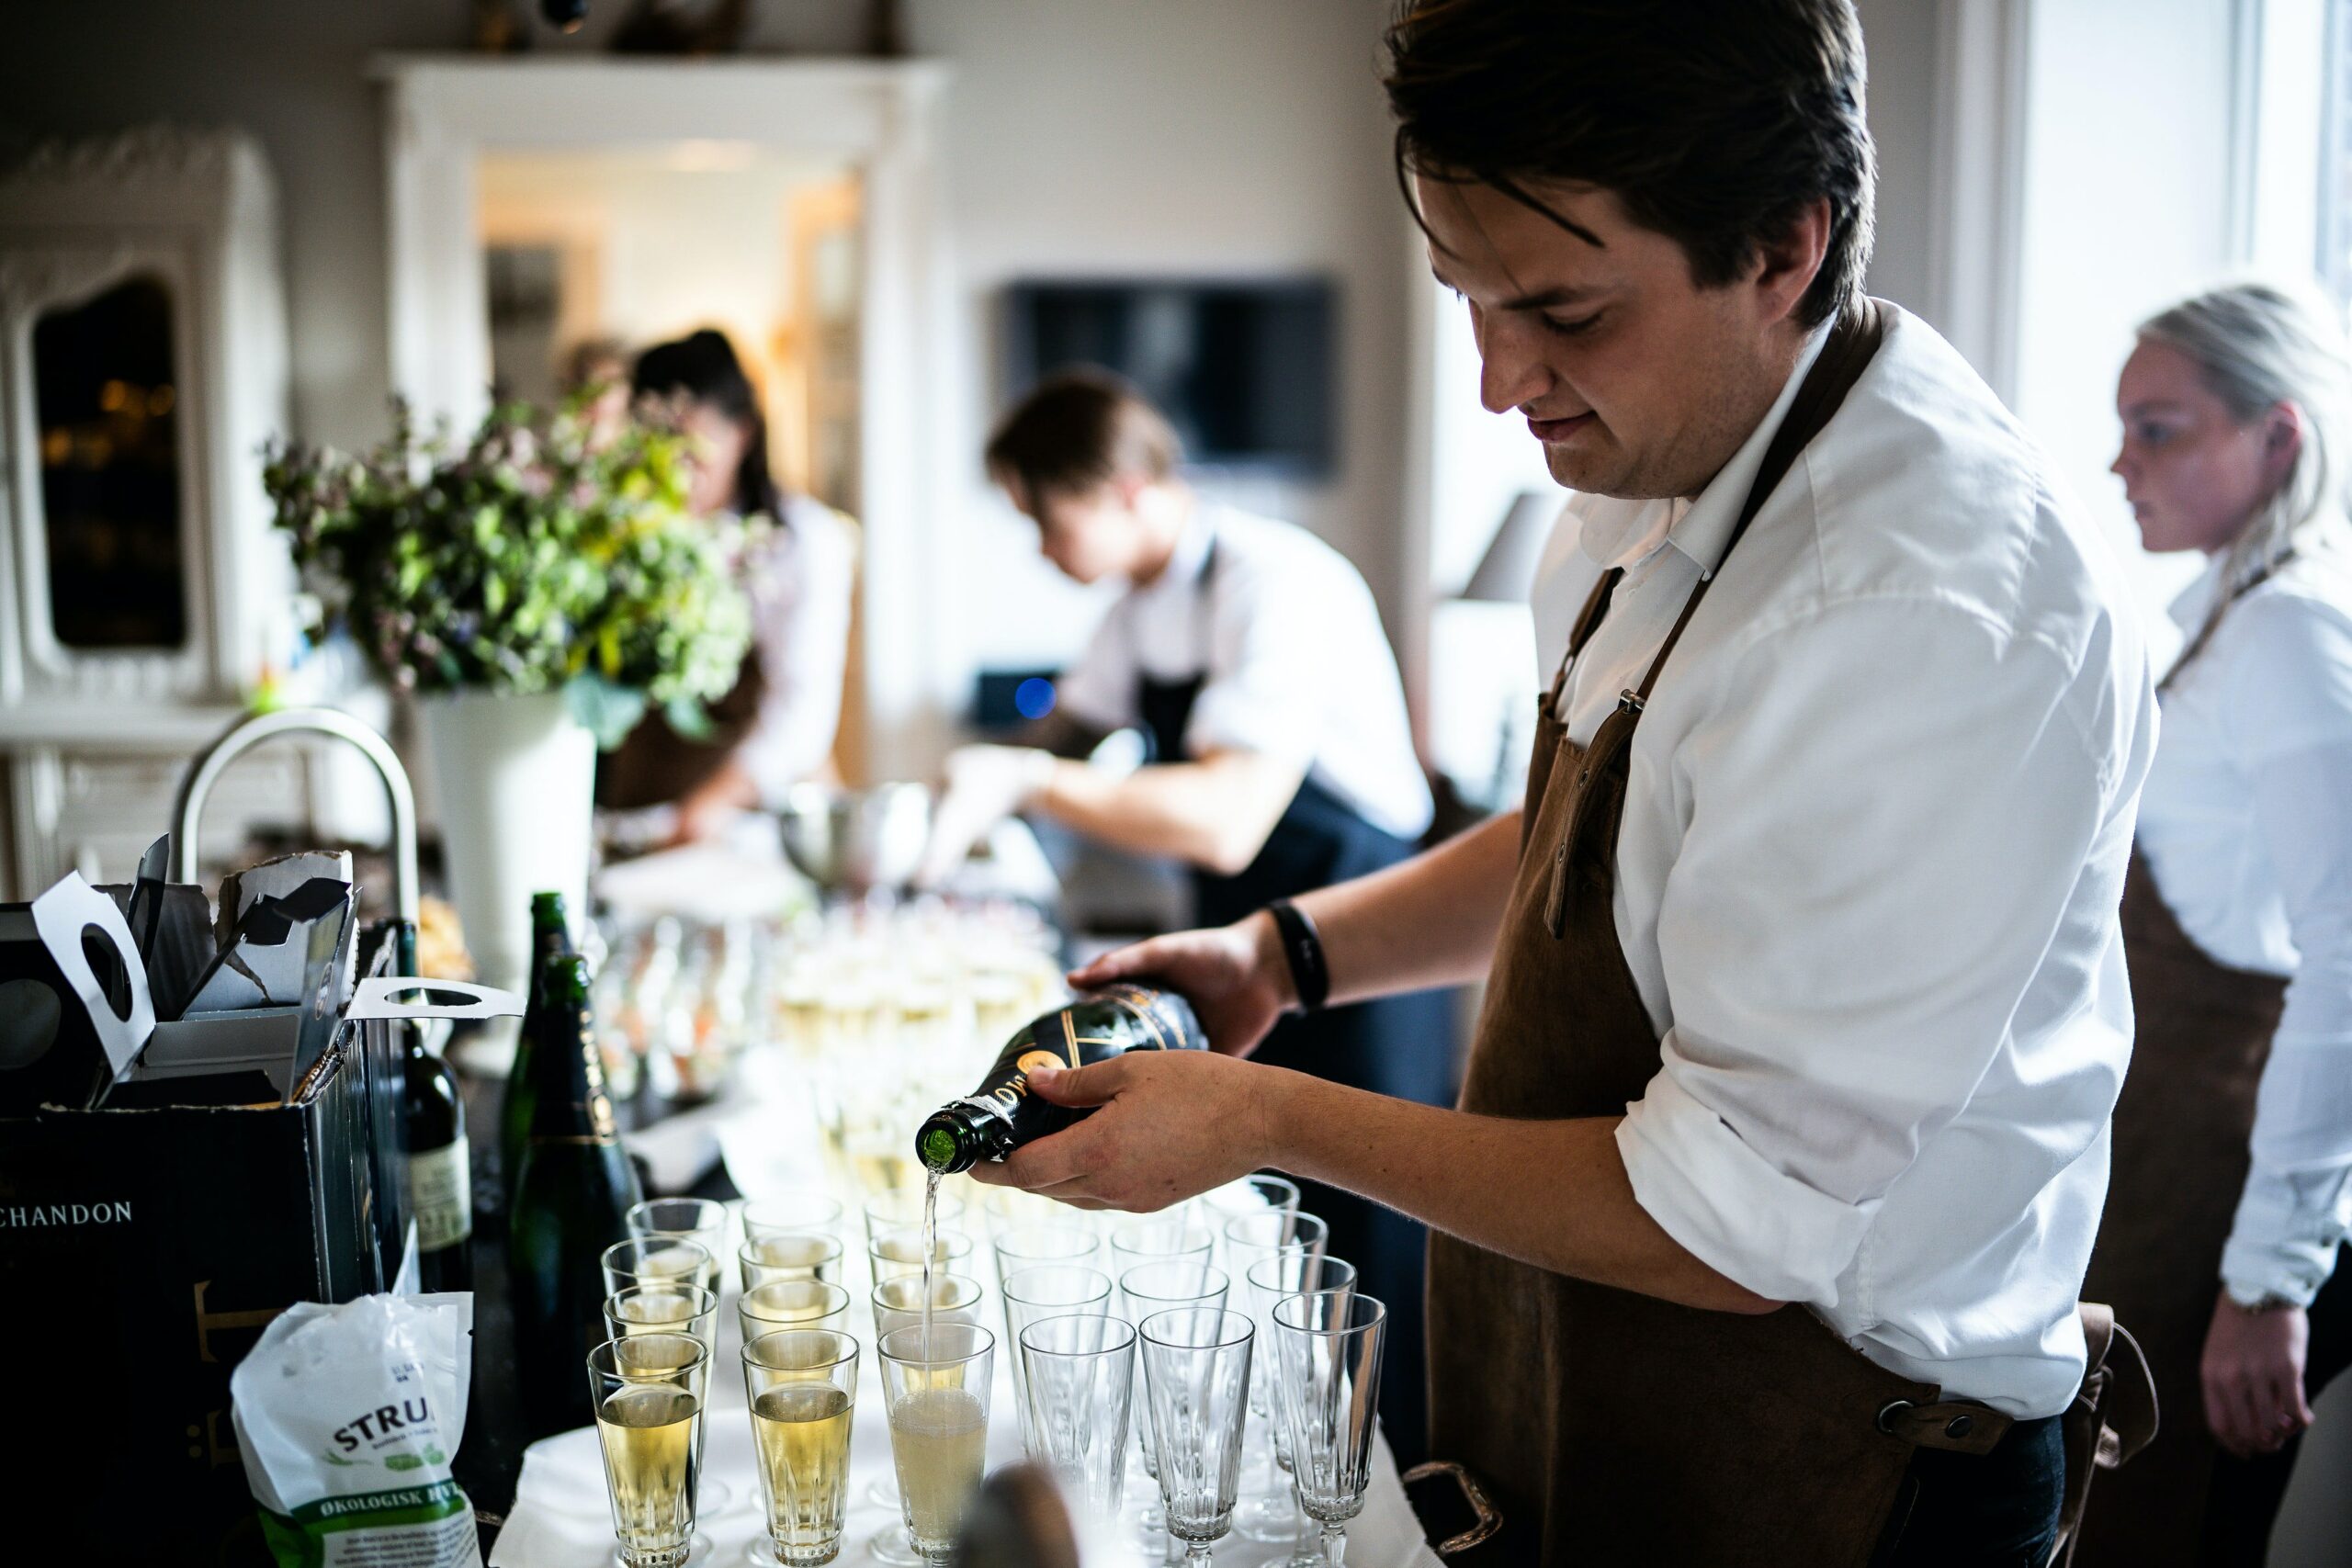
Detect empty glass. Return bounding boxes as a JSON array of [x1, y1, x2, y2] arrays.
[[739, 1280, 853, 1348], [741, 1191, 845, 1242], [989, 1222, 1100, 1290], [1108, 1216, 1216, 1283], [740, 1232, 844, 1291], [741, 1329, 858, 1567], [1271, 1292, 1388, 1568], [628, 1199, 731, 1295], [1201, 1173, 1302, 1233], [981, 1184, 1077, 1237], [588, 1333, 710, 1568], [604, 1236, 717, 1300], [1247, 1254, 1359, 1566], [1220, 1212, 1330, 1540], [1138, 1308, 1256, 1565], [1019, 1313, 1136, 1518], [878, 1323, 996, 1565], [999, 1265, 1114, 1451]]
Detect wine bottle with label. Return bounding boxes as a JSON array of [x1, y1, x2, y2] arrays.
[[914, 984, 1207, 1175], [509, 951, 643, 1438], [499, 891, 576, 1209], [401, 1021, 473, 1293]]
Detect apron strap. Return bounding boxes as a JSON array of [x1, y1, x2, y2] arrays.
[[2046, 1301, 2160, 1565], [2157, 549, 2297, 694], [1627, 296, 1888, 711]]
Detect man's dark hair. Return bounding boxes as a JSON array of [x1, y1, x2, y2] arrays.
[[1385, 0, 1876, 327], [984, 370, 1183, 503]]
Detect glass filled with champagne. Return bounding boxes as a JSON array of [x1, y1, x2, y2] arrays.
[[626, 1199, 731, 1296], [588, 1333, 709, 1568], [604, 1236, 717, 1301], [878, 1322, 996, 1565], [742, 1329, 860, 1567], [740, 1231, 845, 1292], [740, 1280, 854, 1348], [604, 1281, 719, 1358]]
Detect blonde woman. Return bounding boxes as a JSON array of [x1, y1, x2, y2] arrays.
[[2080, 282, 2352, 1564]]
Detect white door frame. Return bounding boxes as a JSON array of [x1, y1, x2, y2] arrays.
[[374, 53, 957, 779]]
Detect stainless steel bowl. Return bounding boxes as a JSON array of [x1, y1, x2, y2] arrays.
[[775, 782, 933, 897]]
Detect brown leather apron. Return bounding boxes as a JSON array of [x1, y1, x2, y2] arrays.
[[1428, 299, 2010, 1566], [2068, 863, 2289, 1563], [594, 646, 766, 810]]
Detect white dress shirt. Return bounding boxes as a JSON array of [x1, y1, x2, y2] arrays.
[[2135, 540, 2352, 1306], [1054, 503, 1433, 842], [1529, 302, 2158, 1417], [739, 496, 856, 804]]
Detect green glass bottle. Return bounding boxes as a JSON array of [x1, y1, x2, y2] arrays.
[[508, 953, 643, 1439], [915, 984, 1208, 1175], [498, 891, 576, 1208]]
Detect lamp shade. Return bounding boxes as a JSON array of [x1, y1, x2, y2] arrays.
[[1459, 491, 1558, 604]]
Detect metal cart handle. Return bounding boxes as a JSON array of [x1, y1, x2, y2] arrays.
[[171, 706, 420, 925]]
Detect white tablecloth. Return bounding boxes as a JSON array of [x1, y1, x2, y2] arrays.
[[487, 1317, 1441, 1568]]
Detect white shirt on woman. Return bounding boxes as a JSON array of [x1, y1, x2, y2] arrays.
[[2135, 540, 2352, 1306], [739, 495, 856, 803], [1528, 301, 2157, 1418]]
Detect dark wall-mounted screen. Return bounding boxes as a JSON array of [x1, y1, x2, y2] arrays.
[[1003, 278, 1337, 479]]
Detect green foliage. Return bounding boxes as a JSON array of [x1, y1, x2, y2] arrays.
[[265, 399, 757, 747]]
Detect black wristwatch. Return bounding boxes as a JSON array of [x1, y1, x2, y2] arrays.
[[1265, 899, 1330, 1013]]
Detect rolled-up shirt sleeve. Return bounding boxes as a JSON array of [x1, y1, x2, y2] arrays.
[[1616, 596, 2120, 1306]]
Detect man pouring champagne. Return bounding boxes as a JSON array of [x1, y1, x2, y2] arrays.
[[968, 2, 2160, 1562]]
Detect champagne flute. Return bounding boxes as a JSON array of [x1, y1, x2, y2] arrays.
[[989, 1223, 1100, 1292], [741, 1192, 845, 1242], [589, 1333, 709, 1568], [1247, 1254, 1358, 1567], [1108, 1218, 1216, 1285], [740, 1232, 844, 1291], [860, 1274, 983, 1566], [1222, 1211, 1330, 1541], [867, 1226, 976, 1282], [999, 1265, 1114, 1452], [741, 1329, 858, 1567], [1118, 1260, 1228, 1543], [628, 1199, 731, 1296], [879, 1323, 997, 1567], [739, 1280, 853, 1349], [1137, 1308, 1256, 1566], [604, 1236, 717, 1300], [605, 1281, 721, 1359], [1271, 1292, 1388, 1568], [1019, 1313, 1136, 1517]]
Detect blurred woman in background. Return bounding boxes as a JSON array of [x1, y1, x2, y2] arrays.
[[2079, 282, 2352, 1564], [595, 328, 856, 840]]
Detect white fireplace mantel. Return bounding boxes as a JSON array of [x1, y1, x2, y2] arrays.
[[374, 52, 957, 780]]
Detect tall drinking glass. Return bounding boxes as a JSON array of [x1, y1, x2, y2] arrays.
[[878, 1323, 996, 1566], [739, 1280, 853, 1349], [1118, 1260, 1228, 1539], [604, 1236, 717, 1300], [628, 1199, 731, 1295], [740, 1232, 844, 1291], [989, 1223, 1099, 1292], [588, 1333, 709, 1568], [1018, 1313, 1136, 1517], [870, 1272, 986, 1345], [605, 1280, 720, 1359], [741, 1330, 858, 1567], [999, 1265, 1113, 1452], [1138, 1308, 1255, 1566], [1221, 1212, 1329, 1540], [1108, 1218, 1215, 1283], [867, 1226, 975, 1282], [741, 1192, 844, 1243], [1271, 1293, 1388, 1568], [1245, 1253, 1359, 1564]]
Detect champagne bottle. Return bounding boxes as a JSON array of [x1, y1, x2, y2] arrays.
[[509, 952, 643, 1438], [499, 891, 576, 1208], [391, 929, 473, 1299], [914, 985, 1207, 1175]]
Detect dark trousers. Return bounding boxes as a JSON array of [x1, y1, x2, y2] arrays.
[[1872, 1415, 2066, 1568], [2198, 1255, 2352, 1565]]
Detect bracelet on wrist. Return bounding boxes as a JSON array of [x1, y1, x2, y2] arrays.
[[1265, 899, 1330, 1013]]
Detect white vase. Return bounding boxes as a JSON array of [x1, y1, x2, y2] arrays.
[[420, 688, 595, 999]]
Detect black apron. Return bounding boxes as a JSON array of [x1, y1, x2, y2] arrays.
[[1135, 532, 1456, 1465]]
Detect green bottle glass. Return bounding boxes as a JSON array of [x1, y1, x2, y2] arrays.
[[498, 891, 576, 1208], [507, 952, 643, 1439], [915, 984, 1208, 1175]]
